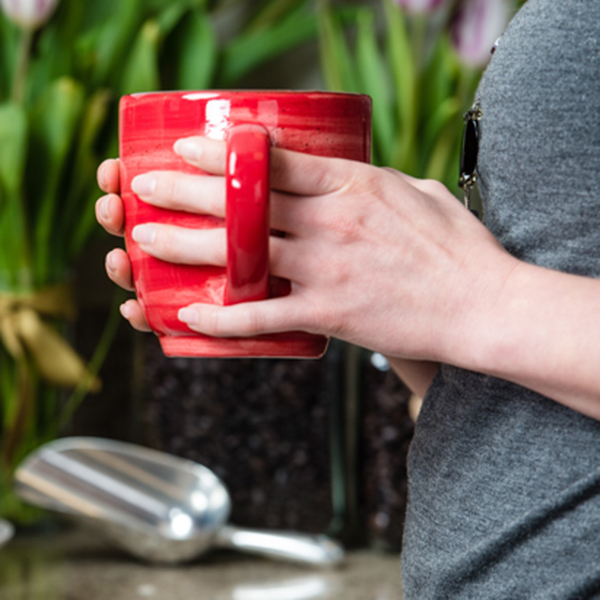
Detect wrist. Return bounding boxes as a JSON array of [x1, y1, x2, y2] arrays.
[[447, 258, 600, 417], [437, 249, 524, 376]]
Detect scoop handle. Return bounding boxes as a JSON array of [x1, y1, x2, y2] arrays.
[[215, 525, 345, 568]]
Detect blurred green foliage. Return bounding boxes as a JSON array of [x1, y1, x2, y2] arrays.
[[0, 0, 320, 523], [0, 0, 320, 289], [317, 0, 501, 192]]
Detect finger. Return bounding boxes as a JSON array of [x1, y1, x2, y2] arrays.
[[105, 248, 135, 291], [128, 169, 318, 237], [174, 136, 226, 175], [131, 224, 227, 266], [268, 191, 324, 236], [174, 135, 358, 197], [120, 299, 152, 332], [97, 159, 121, 194], [96, 194, 126, 237], [126, 228, 300, 284], [269, 148, 353, 196], [177, 294, 312, 338], [129, 166, 311, 235], [131, 170, 225, 217]]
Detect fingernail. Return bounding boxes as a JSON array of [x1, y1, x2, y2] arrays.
[[99, 195, 111, 220], [120, 303, 131, 319], [97, 164, 107, 190], [132, 174, 156, 198], [174, 139, 202, 162], [105, 251, 116, 272], [132, 224, 156, 245], [178, 307, 198, 325]]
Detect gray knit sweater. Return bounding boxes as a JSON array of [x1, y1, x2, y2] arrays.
[[401, 1, 600, 598]]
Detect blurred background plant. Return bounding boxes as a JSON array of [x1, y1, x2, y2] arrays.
[[318, 0, 519, 189], [0, 0, 525, 543], [0, 0, 321, 523]]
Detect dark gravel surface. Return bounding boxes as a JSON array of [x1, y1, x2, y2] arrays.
[[362, 357, 414, 552], [142, 335, 340, 534]]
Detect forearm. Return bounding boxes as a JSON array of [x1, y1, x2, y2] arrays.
[[454, 261, 600, 419]]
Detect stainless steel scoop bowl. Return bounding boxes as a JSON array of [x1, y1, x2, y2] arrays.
[[13, 437, 344, 567]]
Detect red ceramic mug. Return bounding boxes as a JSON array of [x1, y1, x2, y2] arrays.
[[119, 90, 372, 358]]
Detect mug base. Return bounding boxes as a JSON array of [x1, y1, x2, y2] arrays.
[[159, 333, 329, 359]]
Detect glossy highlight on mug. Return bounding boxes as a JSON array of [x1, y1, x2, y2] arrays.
[[119, 90, 372, 358]]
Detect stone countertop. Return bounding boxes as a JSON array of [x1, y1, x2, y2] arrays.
[[0, 526, 404, 600]]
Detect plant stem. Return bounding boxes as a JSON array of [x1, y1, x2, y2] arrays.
[[11, 27, 33, 105], [410, 14, 428, 74], [2, 357, 34, 470], [57, 289, 125, 433]]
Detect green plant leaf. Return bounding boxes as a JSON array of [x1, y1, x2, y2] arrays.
[[146, 0, 207, 12], [59, 89, 112, 260], [355, 8, 394, 166], [317, 2, 360, 93], [0, 14, 18, 103], [0, 103, 30, 287], [383, 0, 416, 172], [0, 103, 27, 196], [26, 1, 87, 99], [89, 0, 144, 87], [156, 2, 191, 37], [220, 3, 319, 87], [28, 77, 86, 284], [245, 0, 305, 33], [0, 349, 18, 428], [420, 33, 460, 122], [0, 186, 30, 290], [119, 20, 162, 96], [172, 8, 217, 90], [422, 96, 460, 170], [424, 117, 461, 187]]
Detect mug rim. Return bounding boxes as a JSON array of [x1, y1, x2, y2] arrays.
[[123, 89, 371, 101]]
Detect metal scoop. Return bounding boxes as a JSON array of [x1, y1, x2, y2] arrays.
[[13, 437, 344, 567]]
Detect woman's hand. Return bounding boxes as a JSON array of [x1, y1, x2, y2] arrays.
[[96, 159, 151, 332], [96, 136, 600, 417], [96, 136, 516, 365]]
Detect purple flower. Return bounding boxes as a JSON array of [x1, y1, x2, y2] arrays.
[[1, 0, 59, 30], [395, 0, 450, 15], [451, 0, 513, 66]]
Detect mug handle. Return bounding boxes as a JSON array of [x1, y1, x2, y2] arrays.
[[225, 124, 271, 305]]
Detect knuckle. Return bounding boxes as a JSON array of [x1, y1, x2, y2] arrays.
[[155, 226, 178, 259], [317, 205, 364, 244], [216, 145, 227, 170], [210, 308, 225, 336], [421, 178, 447, 196], [242, 309, 263, 336], [165, 173, 181, 203], [154, 172, 181, 205], [208, 185, 225, 217], [203, 138, 226, 168], [311, 163, 335, 193], [380, 166, 397, 176], [203, 230, 226, 266], [334, 217, 362, 243], [215, 231, 228, 264], [337, 162, 369, 193], [308, 297, 342, 337]]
